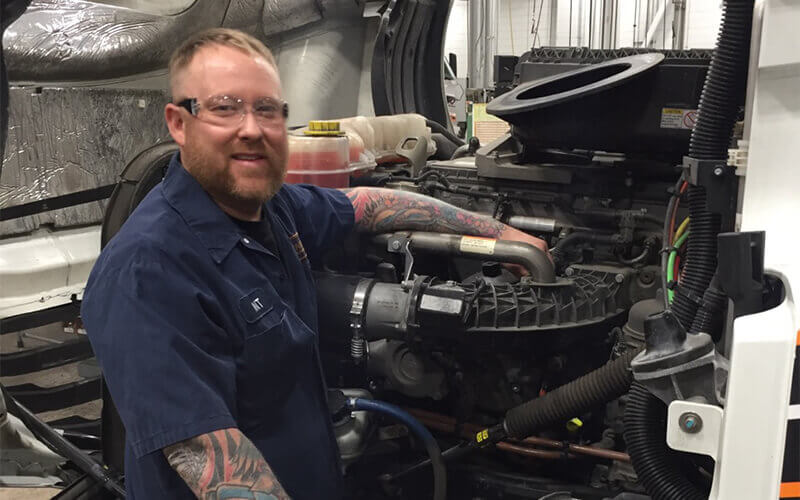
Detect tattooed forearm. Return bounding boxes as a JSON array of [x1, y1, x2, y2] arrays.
[[344, 187, 507, 236], [164, 428, 291, 500]]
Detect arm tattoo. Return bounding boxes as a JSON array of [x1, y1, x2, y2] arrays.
[[344, 187, 506, 236], [164, 428, 291, 500]]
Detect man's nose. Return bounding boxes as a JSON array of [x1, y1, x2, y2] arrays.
[[236, 110, 263, 140]]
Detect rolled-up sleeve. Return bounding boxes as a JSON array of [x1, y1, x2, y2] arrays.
[[81, 248, 237, 458], [279, 184, 355, 264]]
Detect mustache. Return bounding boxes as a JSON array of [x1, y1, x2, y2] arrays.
[[230, 142, 286, 166]]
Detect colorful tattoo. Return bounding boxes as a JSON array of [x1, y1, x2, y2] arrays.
[[164, 428, 291, 500], [344, 187, 506, 236]]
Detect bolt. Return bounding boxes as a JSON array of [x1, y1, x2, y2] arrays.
[[565, 267, 575, 277], [713, 167, 724, 176], [368, 380, 378, 391], [679, 412, 703, 433], [639, 270, 655, 285], [391, 240, 401, 250], [614, 273, 625, 283], [511, 384, 520, 393]]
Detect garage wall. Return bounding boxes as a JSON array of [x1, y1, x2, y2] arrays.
[[445, 0, 724, 82]]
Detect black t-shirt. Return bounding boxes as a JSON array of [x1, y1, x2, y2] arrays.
[[231, 213, 280, 257]]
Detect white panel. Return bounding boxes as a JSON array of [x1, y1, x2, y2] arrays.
[[0, 225, 101, 319], [687, 0, 722, 48], [709, 277, 796, 499]]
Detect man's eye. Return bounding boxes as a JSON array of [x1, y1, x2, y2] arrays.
[[211, 104, 236, 113], [255, 104, 278, 115]]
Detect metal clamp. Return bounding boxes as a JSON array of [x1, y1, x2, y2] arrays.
[[349, 279, 375, 364]]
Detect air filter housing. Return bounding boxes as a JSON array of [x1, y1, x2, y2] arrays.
[[487, 53, 709, 161]]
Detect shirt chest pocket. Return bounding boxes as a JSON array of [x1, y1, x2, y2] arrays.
[[236, 288, 315, 429], [238, 288, 283, 338]]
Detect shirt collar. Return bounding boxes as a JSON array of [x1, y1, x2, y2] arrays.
[[161, 152, 246, 264]]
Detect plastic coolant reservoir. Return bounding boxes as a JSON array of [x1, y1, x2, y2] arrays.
[[338, 113, 436, 161], [286, 121, 350, 188]]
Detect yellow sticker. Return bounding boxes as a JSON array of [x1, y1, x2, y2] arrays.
[[476, 429, 489, 443], [460, 236, 496, 256]]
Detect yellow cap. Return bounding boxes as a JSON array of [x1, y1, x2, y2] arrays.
[[305, 120, 345, 136], [566, 418, 583, 433]]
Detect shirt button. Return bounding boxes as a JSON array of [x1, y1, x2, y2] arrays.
[[242, 237, 250, 244]]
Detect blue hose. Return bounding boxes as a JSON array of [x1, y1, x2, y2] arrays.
[[346, 397, 446, 500]]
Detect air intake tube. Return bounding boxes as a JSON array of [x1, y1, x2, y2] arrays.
[[625, 1, 754, 499]]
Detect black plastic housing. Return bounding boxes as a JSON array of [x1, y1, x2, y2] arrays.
[[487, 53, 710, 161]]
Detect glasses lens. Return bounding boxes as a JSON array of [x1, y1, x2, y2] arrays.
[[197, 95, 286, 127], [201, 96, 242, 124], [253, 98, 282, 123]]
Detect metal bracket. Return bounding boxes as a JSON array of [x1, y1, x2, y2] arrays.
[[667, 400, 723, 460], [387, 234, 416, 282], [682, 155, 739, 232]]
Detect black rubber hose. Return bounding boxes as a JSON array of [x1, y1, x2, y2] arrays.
[[670, 187, 721, 331], [624, 383, 707, 500], [504, 349, 639, 439], [551, 231, 617, 267], [688, 2, 753, 160], [450, 144, 470, 159], [690, 285, 728, 341], [426, 118, 465, 146], [347, 397, 446, 500], [618, 237, 656, 266]]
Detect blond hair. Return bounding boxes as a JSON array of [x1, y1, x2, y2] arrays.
[[168, 28, 277, 98]]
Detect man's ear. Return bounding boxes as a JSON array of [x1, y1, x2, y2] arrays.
[[165, 103, 186, 146]]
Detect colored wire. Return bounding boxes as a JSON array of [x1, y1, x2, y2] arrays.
[[674, 217, 690, 242], [667, 231, 690, 303], [662, 178, 687, 307]]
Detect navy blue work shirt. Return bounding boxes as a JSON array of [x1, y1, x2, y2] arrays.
[[81, 153, 354, 499]]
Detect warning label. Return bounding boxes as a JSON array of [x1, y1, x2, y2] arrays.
[[460, 236, 496, 256], [661, 108, 698, 129]]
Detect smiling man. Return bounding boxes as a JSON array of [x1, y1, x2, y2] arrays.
[[81, 28, 547, 499]]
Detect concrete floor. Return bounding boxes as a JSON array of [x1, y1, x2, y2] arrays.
[[1, 322, 102, 497], [0, 488, 61, 499]]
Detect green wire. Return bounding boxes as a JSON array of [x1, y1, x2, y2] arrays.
[[667, 231, 689, 303]]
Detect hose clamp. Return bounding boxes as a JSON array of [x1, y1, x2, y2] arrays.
[[349, 279, 375, 363]]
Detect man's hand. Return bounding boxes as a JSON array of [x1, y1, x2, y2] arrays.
[[343, 187, 549, 276], [164, 427, 291, 499]]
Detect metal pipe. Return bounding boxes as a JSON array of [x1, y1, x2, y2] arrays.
[[468, 0, 486, 88], [548, 0, 559, 46], [0, 385, 126, 497], [644, 0, 667, 47], [398, 232, 556, 282], [506, 215, 558, 234], [406, 407, 631, 462], [484, 0, 499, 86]]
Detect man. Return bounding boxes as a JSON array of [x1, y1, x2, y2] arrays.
[[81, 28, 547, 499]]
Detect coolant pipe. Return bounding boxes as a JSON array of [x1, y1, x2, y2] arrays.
[[345, 397, 446, 500], [506, 215, 558, 234], [393, 232, 555, 283]]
